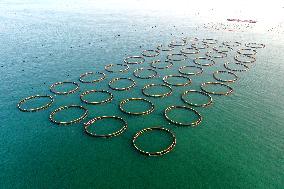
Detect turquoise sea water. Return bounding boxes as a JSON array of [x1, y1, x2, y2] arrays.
[[0, 1, 284, 188]]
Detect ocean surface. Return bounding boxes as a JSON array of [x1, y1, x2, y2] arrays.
[[0, 1, 283, 188]]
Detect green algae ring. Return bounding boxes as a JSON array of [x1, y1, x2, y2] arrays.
[[132, 127, 176, 156]]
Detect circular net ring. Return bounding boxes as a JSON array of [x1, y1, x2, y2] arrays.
[[164, 106, 202, 126], [178, 65, 203, 76], [201, 82, 233, 95], [80, 90, 114, 104], [224, 62, 249, 72], [167, 53, 187, 61], [181, 37, 199, 43], [202, 38, 218, 44], [124, 56, 145, 64], [245, 43, 265, 49], [142, 84, 173, 98], [133, 68, 158, 79], [104, 64, 129, 73], [191, 43, 209, 49], [234, 55, 256, 64], [193, 57, 215, 66], [222, 41, 241, 47], [108, 77, 136, 91], [205, 51, 227, 58], [180, 47, 200, 54], [50, 81, 79, 95], [169, 40, 187, 47], [18, 95, 54, 112], [237, 48, 257, 56], [150, 60, 173, 69], [49, 105, 88, 125], [79, 72, 106, 83], [213, 45, 233, 53], [157, 44, 173, 51], [119, 98, 155, 115], [84, 116, 127, 138], [142, 50, 160, 57], [132, 127, 177, 156], [163, 75, 192, 86], [213, 70, 238, 83], [181, 90, 213, 107]]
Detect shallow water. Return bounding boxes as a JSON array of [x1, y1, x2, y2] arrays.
[[0, 1, 284, 188]]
